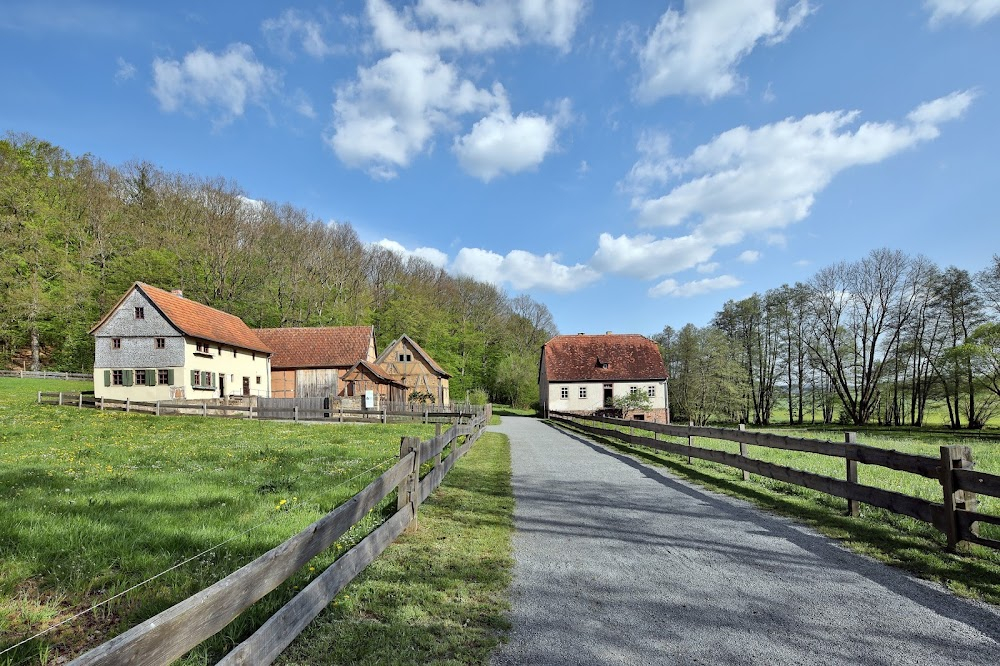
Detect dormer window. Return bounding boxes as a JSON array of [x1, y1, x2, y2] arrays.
[[596, 357, 609, 369]]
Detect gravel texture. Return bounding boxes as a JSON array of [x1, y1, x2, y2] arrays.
[[490, 416, 1000, 666]]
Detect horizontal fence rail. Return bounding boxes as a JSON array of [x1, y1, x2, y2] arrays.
[[37, 392, 481, 424], [549, 411, 1000, 552], [68, 407, 490, 666], [1, 370, 92, 380]]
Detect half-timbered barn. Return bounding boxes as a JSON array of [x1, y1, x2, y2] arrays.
[[253, 326, 377, 398], [340, 359, 408, 404], [376, 334, 451, 405], [90, 283, 272, 401]]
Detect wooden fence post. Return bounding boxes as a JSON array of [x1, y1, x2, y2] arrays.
[[687, 421, 694, 464], [156, 401, 161, 417], [100, 396, 105, 411], [739, 424, 749, 481], [58, 392, 63, 406], [397, 436, 421, 533], [940, 445, 978, 551], [78, 393, 83, 409], [203, 401, 208, 417], [382, 407, 387, 424], [37, 391, 42, 404], [845, 432, 859, 516], [293, 405, 299, 422]]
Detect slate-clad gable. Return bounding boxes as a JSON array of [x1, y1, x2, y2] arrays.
[[93, 290, 184, 369]]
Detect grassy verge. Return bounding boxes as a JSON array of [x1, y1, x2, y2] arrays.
[[0, 378, 436, 664], [555, 418, 1000, 605], [275, 431, 514, 666]]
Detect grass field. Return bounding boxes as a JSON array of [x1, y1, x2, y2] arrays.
[[561, 416, 1000, 605], [0, 378, 444, 664], [276, 431, 514, 665]]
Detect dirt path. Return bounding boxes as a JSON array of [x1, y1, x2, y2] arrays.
[[490, 416, 1000, 666]]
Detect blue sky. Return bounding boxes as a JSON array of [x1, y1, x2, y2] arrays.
[[2, 1, 998, 337]]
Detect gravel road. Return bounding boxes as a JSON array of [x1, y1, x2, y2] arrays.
[[489, 416, 1000, 666]]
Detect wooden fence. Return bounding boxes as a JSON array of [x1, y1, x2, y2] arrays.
[[550, 411, 1000, 552], [1, 370, 92, 380], [67, 407, 491, 666], [37, 392, 483, 424]]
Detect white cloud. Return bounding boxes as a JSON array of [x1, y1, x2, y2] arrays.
[[590, 232, 717, 280], [648, 275, 743, 298], [453, 247, 598, 292], [328, 50, 498, 178], [262, 9, 341, 59], [376, 239, 450, 268], [738, 250, 761, 263], [366, 0, 587, 54], [635, 0, 812, 102], [629, 91, 976, 243], [290, 89, 317, 119], [151, 44, 278, 124], [696, 262, 719, 274], [115, 57, 136, 83], [925, 0, 1000, 26], [454, 97, 570, 181]]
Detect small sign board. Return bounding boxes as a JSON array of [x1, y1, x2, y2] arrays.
[[364, 390, 375, 409]]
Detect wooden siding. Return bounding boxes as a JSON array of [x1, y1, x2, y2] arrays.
[[379, 338, 449, 404], [296, 369, 339, 398], [271, 370, 295, 398]]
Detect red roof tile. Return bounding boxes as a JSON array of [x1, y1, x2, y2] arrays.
[[137, 283, 271, 353], [254, 326, 374, 369], [542, 333, 667, 382], [343, 360, 406, 387]]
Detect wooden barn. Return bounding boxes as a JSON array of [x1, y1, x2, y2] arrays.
[[340, 360, 408, 404], [376, 334, 451, 405], [253, 326, 376, 398]]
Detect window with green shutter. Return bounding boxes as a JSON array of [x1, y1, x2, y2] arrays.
[[124, 369, 134, 386], [146, 369, 156, 386], [104, 370, 111, 387], [191, 369, 199, 387], [166, 368, 174, 385]]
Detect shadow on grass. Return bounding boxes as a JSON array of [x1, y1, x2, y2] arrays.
[[545, 420, 1000, 610], [272, 432, 514, 666]]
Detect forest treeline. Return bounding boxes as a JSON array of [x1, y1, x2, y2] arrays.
[[0, 133, 555, 406], [657, 249, 1000, 429]]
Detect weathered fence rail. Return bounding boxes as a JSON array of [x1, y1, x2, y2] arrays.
[[550, 411, 999, 552], [37, 392, 482, 424], [1, 370, 92, 380], [68, 407, 490, 666]]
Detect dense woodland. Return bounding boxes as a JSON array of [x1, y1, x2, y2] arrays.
[[0, 134, 555, 406], [658, 249, 1000, 429]]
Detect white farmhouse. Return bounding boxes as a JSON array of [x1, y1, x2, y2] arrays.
[[538, 333, 669, 422], [90, 282, 272, 400]]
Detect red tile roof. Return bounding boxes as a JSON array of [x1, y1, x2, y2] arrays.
[[129, 283, 271, 353], [254, 326, 374, 369], [343, 360, 406, 387], [541, 333, 667, 382]]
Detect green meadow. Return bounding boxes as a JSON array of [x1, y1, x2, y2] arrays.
[[1, 378, 444, 663]]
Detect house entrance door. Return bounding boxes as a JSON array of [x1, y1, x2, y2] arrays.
[[218, 374, 225, 398], [243, 377, 250, 396], [603, 384, 613, 407]]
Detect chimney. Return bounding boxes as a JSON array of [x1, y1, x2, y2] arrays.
[[172, 290, 183, 298]]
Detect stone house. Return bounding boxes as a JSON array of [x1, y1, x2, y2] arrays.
[[376, 334, 451, 405], [90, 283, 272, 400], [253, 326, 377, 399], [538, 333, 669, 422]]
